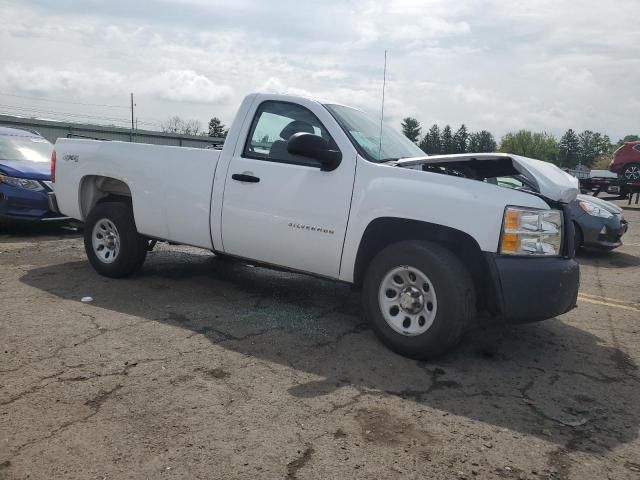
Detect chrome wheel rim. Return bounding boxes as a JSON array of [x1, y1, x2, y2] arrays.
[[623, 165, 640, 180], [378, 265, 437, 336], [92, 218, 120, 264]]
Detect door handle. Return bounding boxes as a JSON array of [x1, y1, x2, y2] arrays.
[[232, 173, 260, 183]]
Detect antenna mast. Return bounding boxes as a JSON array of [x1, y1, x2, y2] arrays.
[[377, 49, 387, 160]]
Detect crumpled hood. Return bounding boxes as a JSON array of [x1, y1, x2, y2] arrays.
[[396, 153, 579, 203], [577, 194, 622, 214], [0, 160, 50, 180]]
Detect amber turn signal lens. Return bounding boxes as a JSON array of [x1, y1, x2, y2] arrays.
[[501, 233, 520, 253], [504, 209, 520, 231]]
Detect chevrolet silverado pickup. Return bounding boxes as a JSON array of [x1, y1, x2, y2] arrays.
[[50, 93, 580, 359]]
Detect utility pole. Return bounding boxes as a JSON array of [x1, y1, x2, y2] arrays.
[[130, 92, 135, 143]]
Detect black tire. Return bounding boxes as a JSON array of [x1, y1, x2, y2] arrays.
[[362, 240, 475, 360], [84, 201, 147, 278], [573, 222, 583, 254]]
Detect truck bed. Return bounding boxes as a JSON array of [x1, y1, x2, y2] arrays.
[[54, 139, 220, 249]]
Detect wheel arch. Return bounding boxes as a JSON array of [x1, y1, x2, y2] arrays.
[[79, 175, 132, 219], [352, 217, 500, 314]]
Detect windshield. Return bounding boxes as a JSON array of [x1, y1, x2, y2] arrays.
[[0, 134, 53, 163], [324, 104, 425, 163]]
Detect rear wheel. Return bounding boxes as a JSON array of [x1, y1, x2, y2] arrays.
[[622, 163, 640, 181], [84, 201, 147, 278], [362, 241, 475, 359]]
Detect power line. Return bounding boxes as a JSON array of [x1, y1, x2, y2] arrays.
[[0, 103, 132, 123], [0, 92, 129, 109], [0, 103, 164, 129]]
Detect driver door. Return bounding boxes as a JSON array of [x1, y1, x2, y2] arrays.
[[220, 99, 356, 278]]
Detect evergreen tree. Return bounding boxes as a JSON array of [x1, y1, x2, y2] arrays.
[[577, 130, 598, 167], [453, 124, 468, 153], [469, 131, 497, 153], [208, 117, 227, 138], [418, 135, 429, 153], [401, 117, 422, 143], [419, 124, 441, 154], [559, 129, 580, 167], [441, 125, 454, 154], [594, 133, 612, 156]]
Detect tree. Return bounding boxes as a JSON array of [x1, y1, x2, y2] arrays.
[[401, 117, 421, 143], [577, 130, 599, 167], [208, 117, 227, 138], [453, 124, 468, 153], [499, 130, 559, 164], [559, 129, 580, 168], [161, 116, 184, 134], [419, 124, 441, 154], [614, 134, 640, 150], [591, 155, 612, 170], [161, 116, 202, 135], [592, 133, 612, 156], [183, 119, 202, 136], [468, 130, 497, 153], [441, 125, 453, 154]]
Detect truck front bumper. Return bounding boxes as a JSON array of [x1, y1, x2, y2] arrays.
[[486, 254, 580, 323]]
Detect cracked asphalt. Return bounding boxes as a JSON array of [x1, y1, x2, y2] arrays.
[[1, 200, 639, 479]]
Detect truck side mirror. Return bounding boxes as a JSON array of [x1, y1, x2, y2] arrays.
[[287, 133, 342, 172]]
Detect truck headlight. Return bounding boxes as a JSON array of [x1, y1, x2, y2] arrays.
[[0, 174, 44, 191], [500, 206, 563, 256], [578, 200, 613, 219]]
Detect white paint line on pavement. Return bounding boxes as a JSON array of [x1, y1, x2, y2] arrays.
[[577, 295, 640, 313]]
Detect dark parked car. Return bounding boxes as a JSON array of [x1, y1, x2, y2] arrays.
[[0, 126, 67, 223], [570, 194, 627, 251]]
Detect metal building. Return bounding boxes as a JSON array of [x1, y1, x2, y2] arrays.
[[0, 114, 224, 148]]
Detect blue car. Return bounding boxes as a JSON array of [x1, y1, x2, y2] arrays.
[[0, 126, 67, 223]]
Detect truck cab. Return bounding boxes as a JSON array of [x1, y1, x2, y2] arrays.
[[51, 92, 580, 359]]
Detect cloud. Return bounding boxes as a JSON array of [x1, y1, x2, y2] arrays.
[[0, 64, 125, 97], [151, 69, 233, 103], [0, 0, 638, 139]]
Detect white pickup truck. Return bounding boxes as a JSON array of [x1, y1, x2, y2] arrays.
[[50, 92, 580, 359]]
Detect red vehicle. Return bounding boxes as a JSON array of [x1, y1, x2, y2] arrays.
[[610, 141, 640, 180]]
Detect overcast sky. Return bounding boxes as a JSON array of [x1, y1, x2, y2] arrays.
[[1, 0, 638, 140]]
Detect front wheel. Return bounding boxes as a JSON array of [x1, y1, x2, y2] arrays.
[[362, 241, 475, 359], [84, 201, 148, 278]]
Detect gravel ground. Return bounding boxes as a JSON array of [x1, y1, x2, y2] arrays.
[[1, 200, 639, 479]]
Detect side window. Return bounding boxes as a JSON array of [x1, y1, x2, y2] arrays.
[[633, 144, 640, 154], [243, 101, 338, 166]]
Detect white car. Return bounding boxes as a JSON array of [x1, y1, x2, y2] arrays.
[[50, 93, 580, 359]]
